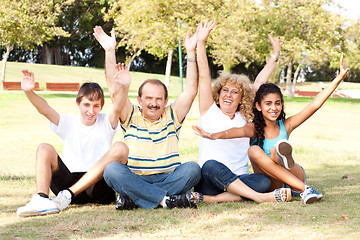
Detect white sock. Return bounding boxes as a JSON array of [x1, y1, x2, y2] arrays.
[[162, 196, 169, 208], [62, 189, 72, 199]]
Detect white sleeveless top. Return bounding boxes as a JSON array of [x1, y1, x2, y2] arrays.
[[198, 103, 250, 175]]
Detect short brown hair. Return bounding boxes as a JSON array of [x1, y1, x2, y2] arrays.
[[138, 79, 168, 99], [76, 82, 104, 107]]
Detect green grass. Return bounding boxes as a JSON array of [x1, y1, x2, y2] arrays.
[[1, 62, 360, 239]]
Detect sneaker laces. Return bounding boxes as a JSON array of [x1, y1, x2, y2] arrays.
[[300, 186, 312, 198]]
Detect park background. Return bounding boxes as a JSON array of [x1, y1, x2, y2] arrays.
[[1, 0, 360, 239]]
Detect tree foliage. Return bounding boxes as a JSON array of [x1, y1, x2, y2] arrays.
[[0, 0, 69, 82]]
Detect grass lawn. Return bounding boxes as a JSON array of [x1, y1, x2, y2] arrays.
[[1, 62, 360, 239]]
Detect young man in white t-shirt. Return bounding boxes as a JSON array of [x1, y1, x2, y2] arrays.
[[17, 68, 129, 217]]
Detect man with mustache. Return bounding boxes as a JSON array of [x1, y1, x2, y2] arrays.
[[93, 25, 201, 210]]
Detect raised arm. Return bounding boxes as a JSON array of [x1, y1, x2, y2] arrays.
[[192, 122, 255, 140], [21, 69, 60, 125], [107, 63, 132, 128], [196, 20, 216, 116], [173, 27, 199, 122], [93, 26, 117, 93], [284, 53, 349, 134], [252, 35, 282, 94], [94, 26, 131, 123]]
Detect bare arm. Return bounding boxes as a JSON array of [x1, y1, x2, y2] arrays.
[[196, 20, 216, 116], [192, 122, 255, 140], [107, 63, 132, 129], [173, 28, 199, 122], [93, 26, 117, 94], [284, 53, 349, 135], [21, 69, 60, 125], [93, 26, 131, 123], [252, 35, 283, 94]]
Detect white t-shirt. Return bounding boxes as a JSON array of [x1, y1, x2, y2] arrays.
[[198, 103, 250, 175], [50, 113, 117, 172]]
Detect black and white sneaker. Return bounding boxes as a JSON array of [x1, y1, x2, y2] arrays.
[[115, 193, 138, 210], [166, 190, 197, 209]]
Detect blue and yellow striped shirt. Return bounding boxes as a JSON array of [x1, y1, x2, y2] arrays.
[[121, 104, 182, 175]]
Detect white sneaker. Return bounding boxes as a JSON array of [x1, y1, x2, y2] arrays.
[[53, 190, 72, 211], [17, 194, 59, 217]]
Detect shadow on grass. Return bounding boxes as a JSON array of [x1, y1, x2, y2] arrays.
[[1, 164, 359, 239]]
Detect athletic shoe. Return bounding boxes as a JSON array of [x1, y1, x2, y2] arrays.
[[276, 139, 296, 170], [17, 194, 59, 217], [166, 190, 197, 209], [115, 193, 138, 210], [300, 185, 323, 204], [53, 190, 72, 211]]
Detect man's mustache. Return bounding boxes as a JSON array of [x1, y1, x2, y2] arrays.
[[147, 105, 160, 110]]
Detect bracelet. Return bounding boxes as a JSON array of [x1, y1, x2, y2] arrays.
[[187, 57, 196, 62], [271, 54, 279, 62], [225, 130, 228, 139]]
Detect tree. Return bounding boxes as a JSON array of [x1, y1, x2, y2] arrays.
[[105, 0, 202, 86], [204, 0, 260, 72], [40, 0, 113, 67], [258, 0, 345, 97], [0, 0, 69, 83]]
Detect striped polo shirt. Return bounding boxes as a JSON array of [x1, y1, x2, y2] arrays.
[[121, 104, 182, 175]]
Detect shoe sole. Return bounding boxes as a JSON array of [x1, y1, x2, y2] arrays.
[[277, 141, 295, 170], [304, 195, 323, 204], [18, 209, 59, 217]]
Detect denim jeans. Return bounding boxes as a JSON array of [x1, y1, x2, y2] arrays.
[[103, 161, 201, 209], [194, 160, 271, 196]]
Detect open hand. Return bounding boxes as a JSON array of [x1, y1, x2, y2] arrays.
[[197, 19, 216, 42], [21, 69, 35, 92], [114, 63, 131, 88], [192, 125, 215, 140], [93, 26, 116, 52], [338, 52, 350, 80], [185, 29, 198, 52], [268, 34, 283, 59]]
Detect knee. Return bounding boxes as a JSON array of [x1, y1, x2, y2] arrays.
[[248, 145, 262, 159], [104, 162, 126, 182], [108, 141, 129, 164], [185, 161, 201, 177], [36, 143, 57, 165], [37, 143, 56, 155], [202, 160, 218, 172]]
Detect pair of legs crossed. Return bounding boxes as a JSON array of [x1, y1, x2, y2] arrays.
[[35, 141, 128, 202], [248, 145, 306, 192], [194, 160, 290, 203], [103, 161, 201, 209]]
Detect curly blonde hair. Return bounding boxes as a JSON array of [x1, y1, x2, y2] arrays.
[[212, 72, 254, 122]]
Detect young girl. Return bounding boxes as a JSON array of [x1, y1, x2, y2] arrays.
[[193, 53, 349, 204]]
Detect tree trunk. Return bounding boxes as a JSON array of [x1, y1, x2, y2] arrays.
[[128, 49, 142, 71], [1, 44, 13, 84], [292, 64, 301, 94], [54, 46, 62, 65], [223, 64, 232, 73], [286, 60, 294, 98], [42, 43, 53, 64], [164, 48, 174, 88]]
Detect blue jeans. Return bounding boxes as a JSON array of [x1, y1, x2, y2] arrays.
[[103, 161, 201, 209], [194, 160, 271, 197]]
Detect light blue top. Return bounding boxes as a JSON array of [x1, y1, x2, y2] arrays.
[[252, 120, 288, 157]]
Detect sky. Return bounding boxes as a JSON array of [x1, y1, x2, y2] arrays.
[[333, 0, 360, 20]]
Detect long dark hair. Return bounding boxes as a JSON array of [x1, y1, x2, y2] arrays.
[[253, 83, 286, 148]]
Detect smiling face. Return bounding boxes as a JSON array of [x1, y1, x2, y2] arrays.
[[219, 83, 242, 118], [255, 93, 283, 122], [77, 96, 103, 126], [137, 82, 168, 122]]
